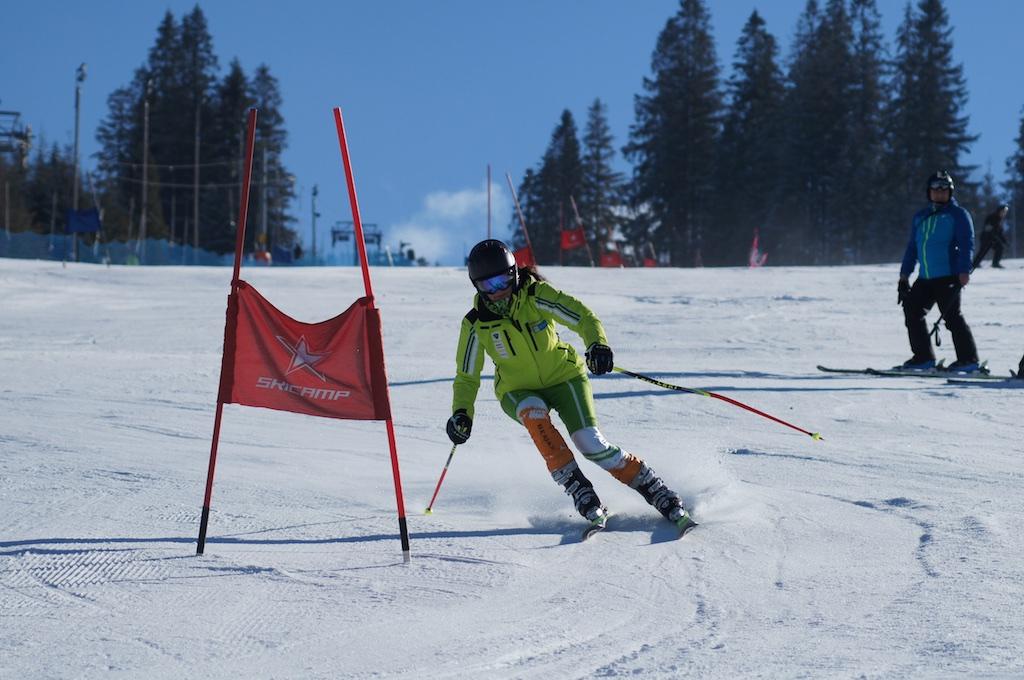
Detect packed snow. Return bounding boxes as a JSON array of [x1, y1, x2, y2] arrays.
[[1, 257, 1022, 679]]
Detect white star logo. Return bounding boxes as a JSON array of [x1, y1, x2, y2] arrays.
[[275, 335, 330, 382]]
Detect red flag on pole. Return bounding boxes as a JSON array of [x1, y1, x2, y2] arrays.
[[224, 282, 390, 421], [749, 228, 768, 268], [560, 226, 586, 250], [197, 107, 410, 561], [513, 246, 535, 267], [600, 250, 623, 267]]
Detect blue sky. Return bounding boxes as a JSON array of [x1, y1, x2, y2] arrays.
[[2, 1, 1022, 264]]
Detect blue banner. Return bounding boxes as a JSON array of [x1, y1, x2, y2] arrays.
[[65, 208, 101, 233]]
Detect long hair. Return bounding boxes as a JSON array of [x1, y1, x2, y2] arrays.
[[518, 265, 545, 284]]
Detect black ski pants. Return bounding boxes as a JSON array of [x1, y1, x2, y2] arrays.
[[902, 276, 978, 363], [972, 233, 1004, 268]]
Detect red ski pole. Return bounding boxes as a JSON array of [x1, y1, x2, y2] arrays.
[[614, 367, 823, 441], [424, 444, 458, 514]]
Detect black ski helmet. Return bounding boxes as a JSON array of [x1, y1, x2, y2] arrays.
[[926, 170, 954, 199], [467, 239, 518, 291]]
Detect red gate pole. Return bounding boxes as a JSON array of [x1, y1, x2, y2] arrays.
[[505, 172, 535, 255], [333, 107, 411, 562], [569, 195, 595, 267], [197, 108, 259, 555]]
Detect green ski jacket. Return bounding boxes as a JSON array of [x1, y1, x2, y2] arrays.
[[452, 274, 608, 418]]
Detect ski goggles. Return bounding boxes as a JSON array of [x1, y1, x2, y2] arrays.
[[928, 180, 952, 190], [474, 270, 515, 294]]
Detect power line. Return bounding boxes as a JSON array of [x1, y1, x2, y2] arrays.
[[112, 175, 295, 189], [109, 158, 243, 169]]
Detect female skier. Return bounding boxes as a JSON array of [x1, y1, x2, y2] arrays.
[[446, 239, 693, 532]]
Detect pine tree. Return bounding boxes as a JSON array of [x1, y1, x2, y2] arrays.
[[202, 59, 254, 254], [91, 7, 295, 256], [624, 0, 721, 266], [510, 110, 583, 264], [974, 163, 1000, 216], [178, 6, 220, 249], [0, 148, 32, 233], [713, 10, 784, 265], [778, 0, 856, 265], [1005, 106, 1024, 256], [846, 0, 889, 261], [885, 0, 977, 222], [578, 99, 622, 264], [25, 142, 76, 235], [508, 168, 539, 253], [249, 64, 297, 255], [95, 78, 144, 241]]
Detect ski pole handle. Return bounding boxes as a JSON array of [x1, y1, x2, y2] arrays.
[[425, 444, 458, 514]]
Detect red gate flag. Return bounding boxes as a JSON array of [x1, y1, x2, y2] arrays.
[[221, 281, 390, 421], [513, 246, 535, 267], [198, 107, 410, 561], [600, 250, 624, 267], [560, 226, 586, 250], [749, 227, 768, 267]]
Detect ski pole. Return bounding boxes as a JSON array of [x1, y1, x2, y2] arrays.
[[424, 444, 458, 514], [928, 257, 983, 347], [613, 367, 823, 441]]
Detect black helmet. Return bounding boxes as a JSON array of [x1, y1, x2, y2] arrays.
[[926, 170, 954, 198], [467, 239, 518, 295]]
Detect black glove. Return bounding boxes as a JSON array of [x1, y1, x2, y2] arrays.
[[446, 409, 472, 445], [585, 343, 614, 375], [897, 279, 911, 306]]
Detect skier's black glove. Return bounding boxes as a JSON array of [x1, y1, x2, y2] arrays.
[[897, 279, 911, 306], [446, 409, 472, 445], [585, 343, 614, 375]]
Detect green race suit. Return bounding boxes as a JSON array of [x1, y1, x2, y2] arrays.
[[452, 274, 607, 422]]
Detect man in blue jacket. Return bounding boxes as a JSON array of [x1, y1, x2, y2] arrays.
[[897, 170, 980, 372]]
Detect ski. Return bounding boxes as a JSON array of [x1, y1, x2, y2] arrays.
[[816, 364, 879, 375], [581, 512, 611, 541], [675, 515, 699, 539], [947, 375, 1024, 387], [818, 361, 1000, 380]]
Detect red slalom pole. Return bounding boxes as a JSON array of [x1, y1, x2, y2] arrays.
[[505, 172, 535, 254], [424, 444, 457, 514], [197, 108, 259, 555], [613, 367, 823, 441], [334, 107, 411, 562]]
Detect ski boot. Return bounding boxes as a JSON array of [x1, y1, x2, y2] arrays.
[[631, 463, 693, 531], [947, 359, 982, 375], [552, 461, 605, 521], [898, 357, 936, 371]]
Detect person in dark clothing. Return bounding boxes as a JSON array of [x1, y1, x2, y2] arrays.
[[897, 171, 981, 373], [972, 204, 1009, 269]]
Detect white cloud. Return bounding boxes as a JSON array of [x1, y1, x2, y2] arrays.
[[387, 181, 511, 265]]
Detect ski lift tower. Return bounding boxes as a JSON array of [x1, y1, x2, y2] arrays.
[[0, 109, 32, 166], [331, 220, 381, 265]]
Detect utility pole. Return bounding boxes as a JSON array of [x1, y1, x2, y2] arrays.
[[72, 63, 86, 260], [139, 78, 151, 263], [261, 145, 268, 253], [49, 191, 57, 248], [311, 184, 320, 261], [193, 100, 201, 257], [169, 167, 176, 246]]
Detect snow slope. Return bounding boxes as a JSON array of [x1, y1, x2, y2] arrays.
[[1, 257, 1022, 679]]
